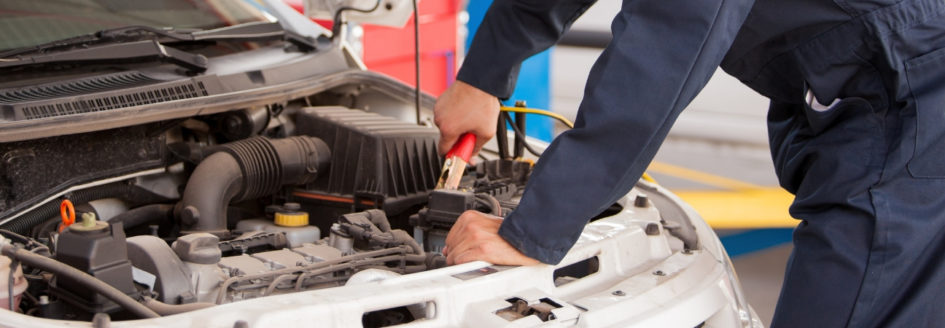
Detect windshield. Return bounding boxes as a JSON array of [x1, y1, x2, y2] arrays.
[[0, 0, 272, 52]]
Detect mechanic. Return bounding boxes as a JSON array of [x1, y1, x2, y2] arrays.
[[436, 0, 945, 326]]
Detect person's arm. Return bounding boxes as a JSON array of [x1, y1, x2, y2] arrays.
[[443, 0, 756, 265], [496, 0, 756, 264]]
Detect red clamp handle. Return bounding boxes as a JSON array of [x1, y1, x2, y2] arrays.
[[446, 133, 476, 162]]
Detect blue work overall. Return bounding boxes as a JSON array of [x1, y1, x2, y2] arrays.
[[457, 0, 945, 326]]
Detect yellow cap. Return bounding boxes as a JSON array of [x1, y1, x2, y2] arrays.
[[274, 212, 309, 227]]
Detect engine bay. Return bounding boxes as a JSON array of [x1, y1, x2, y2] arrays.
[[0, 98, 539, 324]]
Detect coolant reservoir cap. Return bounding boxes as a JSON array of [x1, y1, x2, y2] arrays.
[[274, 204, 309, 227]]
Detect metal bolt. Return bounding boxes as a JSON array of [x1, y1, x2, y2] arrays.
[[514, 100, 527, 108], [653, 270, 666, 276], [180, 206, 199, 226], [634, 195, 649, 208], [224, 115, 243, 131], [612, 290, 626, 296], [645, 223, 660, 236]]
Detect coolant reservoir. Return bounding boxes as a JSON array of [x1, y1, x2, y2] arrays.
[[236, 204, 320, 248], [0, 253, 27, 311], [236, 219, 320, 248]]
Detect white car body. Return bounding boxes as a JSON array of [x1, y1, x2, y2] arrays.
[[0, 1, 762, 326], [0, 181, 762, 327]]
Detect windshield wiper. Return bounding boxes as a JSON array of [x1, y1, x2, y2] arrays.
[[0, 22, 325, 71], [0, 40, 208, 72]]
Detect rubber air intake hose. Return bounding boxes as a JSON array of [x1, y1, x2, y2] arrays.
[[177, 137, 330, 237]]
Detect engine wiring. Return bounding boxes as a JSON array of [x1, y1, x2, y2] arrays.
[[502, 111, 544, 158], [214, 246, 425, 304], [475, 193, 503, 216]]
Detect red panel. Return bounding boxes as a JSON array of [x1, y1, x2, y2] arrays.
[[361, 0, 461, 95], [369, 52, 454, 94], [284, 0, 461, 95]]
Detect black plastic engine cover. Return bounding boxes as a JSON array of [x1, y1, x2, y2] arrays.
[[296, 107, 441, 214]]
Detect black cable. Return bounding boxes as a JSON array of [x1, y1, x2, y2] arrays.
[[513, 112, 526, 158], [475, 193, 503, 216], [330, 0, 382, 41], [496, 111, 510, 159], [412, 0, 421, 125], [502, 112, 542, 157]]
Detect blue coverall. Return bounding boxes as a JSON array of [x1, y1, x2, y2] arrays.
[[456, 0, 945, 326]]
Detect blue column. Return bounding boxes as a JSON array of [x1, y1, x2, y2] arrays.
[[465, 0, 553, 142]]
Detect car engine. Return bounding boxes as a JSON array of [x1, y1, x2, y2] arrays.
[[0, 99, 535, 323]]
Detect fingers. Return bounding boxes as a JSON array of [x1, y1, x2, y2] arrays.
[[471, 126, 495, 159], [446, 227, 493, 265], [433, 81, 500, 156], [438, 132, 459, 156], [448, 238, 487, 265], [444, 211, 488, 264], [444, 210, 481, 251], [434, 96, 461, 155], [443, 211, 539, 266], [447, 231, 540, 266]]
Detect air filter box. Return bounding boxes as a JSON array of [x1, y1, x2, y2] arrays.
[[296, 107, 441, 214]]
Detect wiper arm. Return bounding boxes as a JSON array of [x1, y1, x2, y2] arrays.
[[188, 22, 324, 52], [0, 22, 322, 59], [0, 40, 207, 72]]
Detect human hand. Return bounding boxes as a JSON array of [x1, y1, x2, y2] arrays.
[[434, 81, 500, 157], [443, 210, 541, 266]]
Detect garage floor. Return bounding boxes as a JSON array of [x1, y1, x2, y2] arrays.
[[548, 22, 795, 324]]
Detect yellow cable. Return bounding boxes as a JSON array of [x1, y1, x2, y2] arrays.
[[499, 106, 575, 129]]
